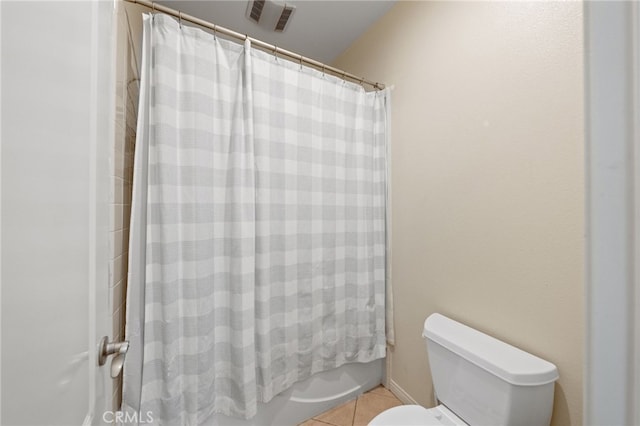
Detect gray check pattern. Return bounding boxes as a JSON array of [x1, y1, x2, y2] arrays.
[[124, 14, 389, 425]]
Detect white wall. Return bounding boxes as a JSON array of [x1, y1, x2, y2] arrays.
[[334, 2, 584, 424]]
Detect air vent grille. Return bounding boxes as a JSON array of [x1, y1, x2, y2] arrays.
[[245, 0, 296, 32], [249, 0, 265, 23], [275, 6, 293, 32]]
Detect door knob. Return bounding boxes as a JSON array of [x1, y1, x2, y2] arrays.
[[98, 336, 129, 378]]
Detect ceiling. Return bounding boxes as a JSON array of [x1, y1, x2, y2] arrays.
[[157, 0, 397, 64]]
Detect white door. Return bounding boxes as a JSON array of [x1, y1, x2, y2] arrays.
[[584, 2, 640, 425], [1, 1, 116, 424]]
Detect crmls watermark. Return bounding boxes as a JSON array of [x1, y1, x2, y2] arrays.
[[102, 410, 154, 424]]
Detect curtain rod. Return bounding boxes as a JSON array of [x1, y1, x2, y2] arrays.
[[124, 0, 385, 90]]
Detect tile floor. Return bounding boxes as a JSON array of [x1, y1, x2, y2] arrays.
[[298, 385, 403, 426]]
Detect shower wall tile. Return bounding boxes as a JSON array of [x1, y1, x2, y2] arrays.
[[109, 255, 123, 288], [112, 177, 125, 204], [110, 204, 124, 232], [112, 305, 126, 342], [109, 0, 143, 412], [111, 229, 125, 257], [112, 281, 124, 316]]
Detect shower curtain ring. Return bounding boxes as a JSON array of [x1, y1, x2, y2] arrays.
[[299, 56, 303, 70], [322, 65, 325, 77], [179, 11, 183, 28], [274, 46, 278, 61], [213, 24, 217, 39]]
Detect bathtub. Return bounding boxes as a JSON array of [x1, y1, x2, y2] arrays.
[[205, 359, 384, 426]]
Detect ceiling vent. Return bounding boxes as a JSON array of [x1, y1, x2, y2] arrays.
[[246, 0, 296, 32]]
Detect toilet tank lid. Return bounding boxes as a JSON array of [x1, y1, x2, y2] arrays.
[[423, 313, 559, 386]]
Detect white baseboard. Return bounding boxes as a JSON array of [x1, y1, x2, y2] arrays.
[[388, 379, 418, 405], [383, 349, 392, 388]]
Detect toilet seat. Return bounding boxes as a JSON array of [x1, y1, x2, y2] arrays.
[[368, 404, 468, 426]]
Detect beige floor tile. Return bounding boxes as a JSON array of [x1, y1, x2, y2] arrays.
[[313, 399, 357, 426], [298, 419, 335, 426], [353, 392, 403, 426], [367, 385, 398, 399]]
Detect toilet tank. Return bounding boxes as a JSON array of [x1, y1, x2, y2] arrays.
[[423, 314, 559, 426]]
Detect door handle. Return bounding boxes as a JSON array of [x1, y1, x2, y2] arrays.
[[98, 336, 129, 378]]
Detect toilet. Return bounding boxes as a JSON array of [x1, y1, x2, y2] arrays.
[[369, 313, 559, 426]]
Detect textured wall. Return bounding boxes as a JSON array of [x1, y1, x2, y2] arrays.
[[334, 2, 584, 425]]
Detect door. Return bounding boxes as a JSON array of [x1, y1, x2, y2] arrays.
[[1, 1, 115, 424], [584, 1, 640, 425]]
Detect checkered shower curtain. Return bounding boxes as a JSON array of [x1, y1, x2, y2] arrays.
[[123, 14, 389, 425]]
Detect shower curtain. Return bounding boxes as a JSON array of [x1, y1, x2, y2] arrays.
[[123, 13, 390, 425]]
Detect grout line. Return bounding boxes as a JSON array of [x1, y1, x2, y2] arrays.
[[301, 419, 334, 426], [368, 389, 401, 400], [351, 396, 358, 426]]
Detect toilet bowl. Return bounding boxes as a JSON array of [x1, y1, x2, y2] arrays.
[[369, 313, 559, 426], [369, 404, 466, 426]]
